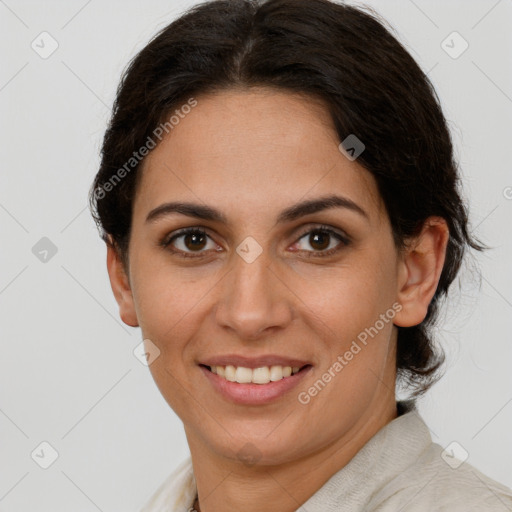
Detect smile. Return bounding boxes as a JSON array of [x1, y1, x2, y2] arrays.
[[206, 364, 304, 384], [199, 363, 313, 405]]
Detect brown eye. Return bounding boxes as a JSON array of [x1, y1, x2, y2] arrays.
[[293, 226, 351, 257], [308, 231, 330, 251], [183, 231, 208, 251], [162, 228, 218, 257]]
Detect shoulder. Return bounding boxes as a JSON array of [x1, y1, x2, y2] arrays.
[[370, 441, 512, 511], [140, 457, 196, 512]]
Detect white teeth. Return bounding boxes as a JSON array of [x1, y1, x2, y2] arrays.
[[235, 366, 252, 383], [252, 366, 270, 384], [269, 365, 283, 381], [225, 365, 236, 382], [209, 364, 302, 384]]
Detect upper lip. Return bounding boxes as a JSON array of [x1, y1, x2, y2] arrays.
[[200, 354, 312, 369]]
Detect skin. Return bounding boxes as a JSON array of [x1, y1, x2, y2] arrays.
[[107, 88, 449, 512]]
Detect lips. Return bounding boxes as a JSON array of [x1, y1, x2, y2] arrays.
[[199, 363, 313, 405], [199, 353, 312, 369]]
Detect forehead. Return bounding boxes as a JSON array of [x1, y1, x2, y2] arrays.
[[135, 88, 384, 224]]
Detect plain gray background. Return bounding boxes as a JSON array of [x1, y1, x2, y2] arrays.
[[1, 0, 511, 510]]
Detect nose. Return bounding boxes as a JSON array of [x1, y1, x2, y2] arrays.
[[214, 246, 294, 340]]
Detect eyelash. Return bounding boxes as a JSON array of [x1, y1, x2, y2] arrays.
[[160, 224, 351, 259]]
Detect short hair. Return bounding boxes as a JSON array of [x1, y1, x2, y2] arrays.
[[89, 0, 485, 398]]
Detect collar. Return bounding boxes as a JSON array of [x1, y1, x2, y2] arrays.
[[299, 399, 433, 511]]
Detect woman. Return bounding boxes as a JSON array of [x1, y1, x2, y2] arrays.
[[89, 0, 512, 510]]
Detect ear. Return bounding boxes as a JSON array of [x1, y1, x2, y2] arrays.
[[106, 238, 139, 328], [393, 217, 449, 328]]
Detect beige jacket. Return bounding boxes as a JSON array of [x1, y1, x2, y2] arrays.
[[140, 401, 512, 511]]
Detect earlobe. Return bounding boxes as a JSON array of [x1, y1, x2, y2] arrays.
[[106, 240, 139, 328], [393, 217, 449, 328]]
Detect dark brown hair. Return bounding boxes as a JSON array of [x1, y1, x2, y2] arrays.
[[89, 0, 485, 398]]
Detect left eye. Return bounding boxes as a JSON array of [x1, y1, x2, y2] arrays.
[[293, 227, 349, 256]]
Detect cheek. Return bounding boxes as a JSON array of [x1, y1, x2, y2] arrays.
[[130, 256, 195, 341], [130, 262, 213, 413], [297, 268, 397, 428], [130, 254, 227, 368], [292, 255, 396, 340]]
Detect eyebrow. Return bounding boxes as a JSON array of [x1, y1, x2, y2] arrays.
[[145, 194, 369, 225]]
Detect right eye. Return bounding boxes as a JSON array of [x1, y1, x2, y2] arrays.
[[161, 228, 221, 258]]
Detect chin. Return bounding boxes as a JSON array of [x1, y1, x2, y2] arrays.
[[207, 431, 305, 468]]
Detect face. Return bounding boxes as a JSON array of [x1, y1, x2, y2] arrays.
[[108, 88, 431, 466]]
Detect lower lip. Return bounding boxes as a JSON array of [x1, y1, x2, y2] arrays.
[[199, 365, 313, 405]]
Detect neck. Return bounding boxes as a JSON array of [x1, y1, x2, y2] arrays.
[[186, 391, 397, 512]]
